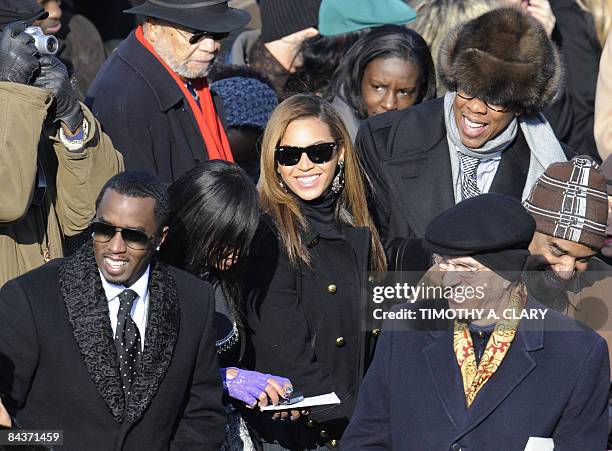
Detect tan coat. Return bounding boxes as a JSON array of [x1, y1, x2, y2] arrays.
[[0, 82, 123, 287], [595, 33, 612, 160]]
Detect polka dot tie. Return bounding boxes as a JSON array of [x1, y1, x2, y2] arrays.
[[114, 289, 141, 402], [458, 152, 482, 200]]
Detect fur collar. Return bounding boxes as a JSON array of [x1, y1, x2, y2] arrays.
[[59, 242, 180, 423]]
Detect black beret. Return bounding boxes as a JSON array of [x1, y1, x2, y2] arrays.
[[0, 0, 47, 28], [423, 194, 535, 280]]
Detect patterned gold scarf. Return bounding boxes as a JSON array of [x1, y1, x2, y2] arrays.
[[453, 282, 527, 407]]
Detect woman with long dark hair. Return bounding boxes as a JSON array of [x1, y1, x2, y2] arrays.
[[243, 94, 387, 449], [161, 160, 294, 450], [329, 25, 436, 140]]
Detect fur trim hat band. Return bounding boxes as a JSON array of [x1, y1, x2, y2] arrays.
[[524, 156, 608, 249], [437, 7, 562, 115]]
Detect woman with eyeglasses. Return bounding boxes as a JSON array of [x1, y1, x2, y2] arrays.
[[159, 161, 295, 450], [241, 94, 387, 450]]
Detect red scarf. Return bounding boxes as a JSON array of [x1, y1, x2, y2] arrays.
[[135, 26, 233, 162]]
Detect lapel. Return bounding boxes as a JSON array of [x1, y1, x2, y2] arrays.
[[59, 244, 180, 424], [117, 32, 209, 165], [489, 129, 530, 199], [382, 139, 454, 237]]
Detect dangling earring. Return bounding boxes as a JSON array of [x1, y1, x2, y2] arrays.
[[331, 159, 345, 194], [278, 176, 289, 193]]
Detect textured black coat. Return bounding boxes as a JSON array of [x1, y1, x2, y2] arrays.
[[0, 244, 225, 451], [86, 31, 226, 184], [356, 98, 574, 269], [243, 217, 377, 447]]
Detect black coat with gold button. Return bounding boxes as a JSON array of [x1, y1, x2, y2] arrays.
[[243, 216, 376, 447]]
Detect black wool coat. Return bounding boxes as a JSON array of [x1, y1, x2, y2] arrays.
[[0, 244, 225, 451], [243, 216, 378, 447], [86, 31, 227, 184], [356, 98, 574, 269]]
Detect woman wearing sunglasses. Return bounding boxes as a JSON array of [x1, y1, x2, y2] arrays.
[[242, 94, 387, 450], [159, 161, 295, 450]]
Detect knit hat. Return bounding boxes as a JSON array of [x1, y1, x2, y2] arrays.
[[259, 0, 321, 43], [423, 193, 535, 281], [0, 0, 47, 28], [210, 77, 278, 129], [438, 7, 562, 115], [524, 156, 608, 249], [319, 0, 416, 36], [600, 155, 612, 195]]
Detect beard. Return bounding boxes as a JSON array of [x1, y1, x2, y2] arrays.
[[152, 38, 216, 80]]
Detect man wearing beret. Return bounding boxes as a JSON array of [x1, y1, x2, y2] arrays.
[[0, 0, 123, 287], [356, 7, 574, 267], [342, 194, 609, 450], [87, 0, 250, 183]]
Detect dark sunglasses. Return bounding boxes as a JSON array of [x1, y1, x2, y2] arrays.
[[91, 221, 158, 250], [181, 28, 230, 44], [275, 142, 337, 166]]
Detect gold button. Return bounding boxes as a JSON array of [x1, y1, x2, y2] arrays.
[[330, 439, 339, 448], [478, 331, 484, 338], [372, 329, 381, 337], [336, 337, 345, 347], [320, 430, 328, 438], [327, 284, 337, 294], [307, 419, 316, 428]]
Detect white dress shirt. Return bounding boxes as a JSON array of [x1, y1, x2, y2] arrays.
[[100, 266, 150, 351]]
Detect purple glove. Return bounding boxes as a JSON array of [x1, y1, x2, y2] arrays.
[[221, 367, 292, 406]]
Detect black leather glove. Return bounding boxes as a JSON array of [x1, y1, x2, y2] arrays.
[[32, 55, 84, 133], [0, 22, 40, 85]]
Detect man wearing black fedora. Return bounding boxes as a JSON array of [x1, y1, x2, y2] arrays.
[[87, 0, 250, 183]]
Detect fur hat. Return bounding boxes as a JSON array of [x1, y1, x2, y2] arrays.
[[437, 7, 562, 115], [524, 156, 608, 249]]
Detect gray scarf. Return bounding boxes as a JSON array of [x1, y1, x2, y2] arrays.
[[444, 92, 566, 202]]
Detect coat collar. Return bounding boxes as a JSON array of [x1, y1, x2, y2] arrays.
[[422, 294, 545, 435], [59, 243, 180, 424], [116, 31, 187, 112]]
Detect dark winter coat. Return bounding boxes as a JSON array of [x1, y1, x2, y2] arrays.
[[342, 298, 610, 450], [0, 244, 225, 451], [243, 216, 378, 448], [355, 98, 574, 269], [86, 31, 226, 183]]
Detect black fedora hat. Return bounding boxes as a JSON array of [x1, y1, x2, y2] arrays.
[[125, 0, 250, 34]]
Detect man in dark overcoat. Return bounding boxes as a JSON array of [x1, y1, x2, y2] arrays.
[[86, 0, 250, 183], [342, 194, 610, 450], [0, 171, 225, 450], [357, 8, 574, 267]]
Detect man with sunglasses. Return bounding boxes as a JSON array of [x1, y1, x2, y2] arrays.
[[0, 170, 226, 450], [87, 0, 250, 183], [356, 8, 575, 270]]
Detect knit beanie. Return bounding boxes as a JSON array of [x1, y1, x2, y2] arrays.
[[524, 156, 608, 249], [318, 0, 416, 37], [259, 0, 321, 43], [210, 76, 278, 129], [0, 0, 47, 28]]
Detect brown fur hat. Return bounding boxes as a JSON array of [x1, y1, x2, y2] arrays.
[[438, 7, 562, 115]]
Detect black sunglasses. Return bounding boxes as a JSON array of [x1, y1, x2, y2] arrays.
[[91, 221, 158, 250], [275, 142, 337, 166], [181, 28, 230, 44]]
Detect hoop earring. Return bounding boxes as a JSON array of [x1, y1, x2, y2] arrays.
[[331, 159, 345, 194]]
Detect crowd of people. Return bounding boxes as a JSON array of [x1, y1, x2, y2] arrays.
[[0, 0, 611, 450]]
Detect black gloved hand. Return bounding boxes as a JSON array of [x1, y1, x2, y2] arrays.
[[32, 55, 84, 133], [0, 22, 40, 85]]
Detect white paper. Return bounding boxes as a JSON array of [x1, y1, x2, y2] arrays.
[[524, 437, 554, 451], [260, 392, 341, 411]]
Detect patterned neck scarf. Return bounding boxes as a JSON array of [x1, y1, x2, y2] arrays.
[[453, 282, 527, 407]]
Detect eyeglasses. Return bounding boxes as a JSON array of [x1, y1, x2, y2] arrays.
[[91, 221, 158, 250], [456, 91, 510, 113], [275, 142, 337, 166], [433, 255, 488, 278], [174, 27, 230, 45]]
